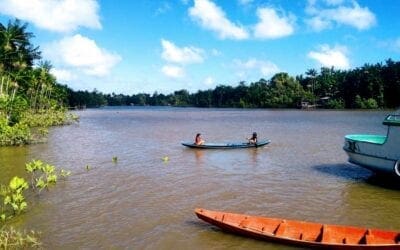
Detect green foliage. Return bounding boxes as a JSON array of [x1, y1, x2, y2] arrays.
[[0, 108, 77, 146], [25, 160, 68, 193], [0, 227, 41, 249], [0, 177, 28, 219], [0, 158, 68, 248], [324, 98, 345, 109], [112, 156, 118, 163], [0, 116, 31, 146], [0, 159, 70, 224], [60, 169, 71, 178], [355, 95, 379, 109], [0, 19, 77, 147], [20, 109, 77, 128]]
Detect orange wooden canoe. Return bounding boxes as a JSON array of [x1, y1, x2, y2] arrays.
[[195, 208, 400, 249]]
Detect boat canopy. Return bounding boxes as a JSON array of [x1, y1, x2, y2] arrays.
[[344, 134, 386, 144], [382, 115, 400, 126]]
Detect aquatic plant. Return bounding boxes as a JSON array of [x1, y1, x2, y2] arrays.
[[25, 159, 69, 193], [112, 156, 118, 163], [0, 159, 70, 247], [0, 177, 29, 220], [0, 227, 41, 249], [60, 169, 71, 178]]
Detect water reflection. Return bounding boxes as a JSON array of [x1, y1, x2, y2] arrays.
[[312, 163, 372, 181], [313, 163, 400, 190], [189, 147, 262, 165], [193, 149, 204, 163], [250, 148, 260, 164], [365, 174, 400, 190]]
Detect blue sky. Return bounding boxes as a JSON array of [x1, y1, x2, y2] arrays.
[[0, 0, 399, 94]]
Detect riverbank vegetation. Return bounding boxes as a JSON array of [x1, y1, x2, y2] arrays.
[[0, 19, 77, 146], [68, 59, 400, 110]]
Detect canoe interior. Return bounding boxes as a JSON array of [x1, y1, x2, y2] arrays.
[[195, 208, 400, 248]]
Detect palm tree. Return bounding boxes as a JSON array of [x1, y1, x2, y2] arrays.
[[0, 19, 41, 73], [28, 61, 57, 111]]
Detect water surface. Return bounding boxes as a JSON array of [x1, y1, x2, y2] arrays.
[[0, 107, 399, 249]]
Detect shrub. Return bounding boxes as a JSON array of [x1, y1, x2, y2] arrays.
[[325, 98, 345, 109]]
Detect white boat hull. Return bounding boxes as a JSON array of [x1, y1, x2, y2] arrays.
[[344, 149, 397, 175], [343, 114, 400, 177]]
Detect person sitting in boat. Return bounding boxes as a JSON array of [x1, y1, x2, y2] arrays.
[[195, 133, 205, 145], [247, 132, 257, 144]]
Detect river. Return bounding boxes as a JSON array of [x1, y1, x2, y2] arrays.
[[0, 107, 399, 249]]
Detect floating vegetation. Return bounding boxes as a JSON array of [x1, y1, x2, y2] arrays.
[[112, 156, 118, 163], [60, 169, 71, 178], [162, 156, 169, 162], [25, 160, 69, 194]]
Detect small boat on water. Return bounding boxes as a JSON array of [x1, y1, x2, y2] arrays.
[[343, 113, 400, 177], [195, 208, 400, 249], [181, 139, 270, 149]]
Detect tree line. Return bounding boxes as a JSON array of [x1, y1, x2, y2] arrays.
[[68, 59, 400, 109], [1, 19, 75, 145]]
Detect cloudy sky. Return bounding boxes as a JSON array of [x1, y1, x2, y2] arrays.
[[0, 0, 399, 94]]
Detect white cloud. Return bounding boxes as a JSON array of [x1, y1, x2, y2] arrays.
[[204, 76, 215, 86], [161, 39, 204, 64], [234, 58, 280, 78], [162, 65, 185, 78], [306, 16, 332, 31], [308, 44, 350, 69], [253, 7, 295, 39], [189, 0, 249, 40], [44, 34, 121, 77], [50, 68, 75, 82], [306, 0, 376, 31], [332, 4, 376, 30], [0, 0, 101, 33]]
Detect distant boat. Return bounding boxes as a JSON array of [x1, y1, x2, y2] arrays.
[[343, 113, 400, 177], [195, 208, 400, 249], [181, 140, 270, 149], [299, 101, 317, 109]]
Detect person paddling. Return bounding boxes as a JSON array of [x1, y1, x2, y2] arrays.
[[247, 132, 257, 144], [195, 133, 205, 145]]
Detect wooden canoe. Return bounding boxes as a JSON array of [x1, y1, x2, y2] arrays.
[[181, 140, 270, 149], [195, 208, 400, 249]]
